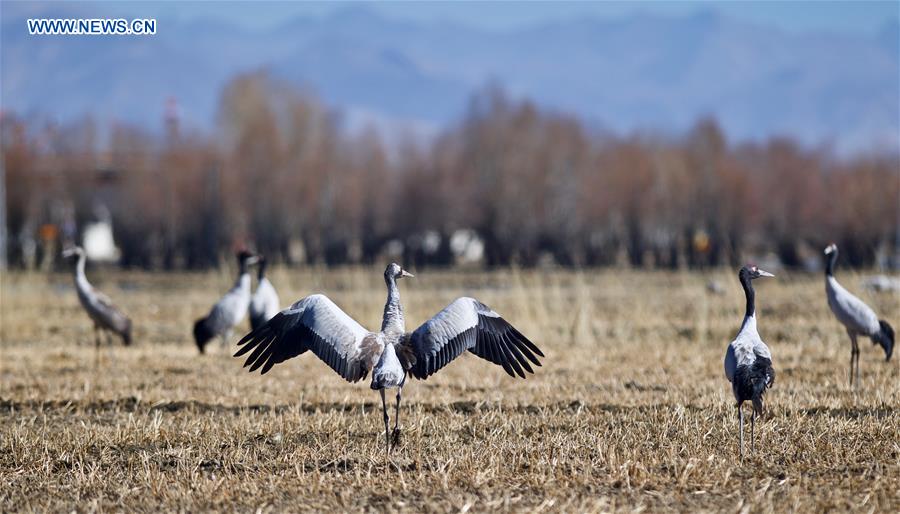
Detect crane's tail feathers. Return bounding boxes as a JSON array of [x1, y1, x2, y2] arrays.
[[193, 318, 215, 354], [876, 320, 894, 361], [750, 366, 771, 417], [751, 397, 764, 417], [736, 357, 773, 418]]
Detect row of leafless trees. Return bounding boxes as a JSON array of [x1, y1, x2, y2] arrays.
[[3, 72, 898, 270]]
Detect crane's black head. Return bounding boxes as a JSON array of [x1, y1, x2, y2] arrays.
[[739, 265, 775, 282], [738, 265, 774, 318], [236, 250, 259, 274], [384, 263, 414, 282], [236, 250, 257, 264], [257, 255, 268, 279], [193, 318, 215, 354]]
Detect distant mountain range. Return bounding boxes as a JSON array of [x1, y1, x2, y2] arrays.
[[2, 4, 897, 155]]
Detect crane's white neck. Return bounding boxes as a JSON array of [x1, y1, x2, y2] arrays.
[[235, 271, 251, 292], [740, 312, 758, 334], [73, 253, 90, 291], [381, 276, 405, 333], [825, 249, 837, 277]]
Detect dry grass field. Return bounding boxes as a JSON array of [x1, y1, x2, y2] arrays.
[[1, 266, 898, 512]]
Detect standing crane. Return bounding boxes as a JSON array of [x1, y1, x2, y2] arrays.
[[823, 244, 894, 387], [62, 246, 132, 355], [193, 250, 259, 353], [235, 263, 544, 457], [724, 265, 775, 458]]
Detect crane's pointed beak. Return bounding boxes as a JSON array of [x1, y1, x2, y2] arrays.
[[401, 270, 414, 278], [61, 247, 76, 258], [757, 269, 775, 278]]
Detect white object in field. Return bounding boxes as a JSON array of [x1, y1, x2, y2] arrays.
[[861, 275, 900, 293], [383, 239, 404, 259], [83, 221, 120, 262], [235, 263, 543, 459], [706, 279, 726, 296], [450, 229, 484, 265], [422, 230, 441, 255]]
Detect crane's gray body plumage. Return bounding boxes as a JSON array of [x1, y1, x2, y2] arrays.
[[64, 247, 132, 345], [235, 263, 543, 456], [823, 244, 894, 387], [249, 260, 280, 331], [827, 276, 880, 336]]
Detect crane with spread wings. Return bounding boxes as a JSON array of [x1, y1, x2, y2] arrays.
[[234, 263, 544, 457]]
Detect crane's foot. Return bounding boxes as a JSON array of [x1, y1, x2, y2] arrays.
[[391, 427, 402, 448]]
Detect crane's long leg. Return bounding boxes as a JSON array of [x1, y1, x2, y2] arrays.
[[380, 389, 390, 460], [104, 329, 115, 363], [738, 404, 744, 459], [93, 324, 102, 367], [751, 409, 755, 454], [848, 330, 859, 389], [391, 387, 402, 448]]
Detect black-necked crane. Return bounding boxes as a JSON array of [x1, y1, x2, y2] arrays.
[[193, 250, 259, 354], [724, 265, 775, 458], [234, 263, 544, 457], [249, 256, 280, 331], [823, 243, 894, 387], [62, 246, 132, 351]]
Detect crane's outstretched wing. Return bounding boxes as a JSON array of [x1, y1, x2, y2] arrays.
[[400, 297, 543, 380], [234, 294, 381, 382]]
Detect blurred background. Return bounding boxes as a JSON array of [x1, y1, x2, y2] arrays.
[[1, 1, 898, 271]]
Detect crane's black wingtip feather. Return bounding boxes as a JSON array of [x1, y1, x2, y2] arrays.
[[510, 326, 544, 358], [234, 330, 266, 357], [233, 340, 255, 358], [235, 326, 266, 351]]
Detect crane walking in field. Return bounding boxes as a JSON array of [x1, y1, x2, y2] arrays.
[[235, 263, 544, 458], [62, 246, 132, 352], [823, 244, 894, 387], [249, 255, 280, 331], [193, 250, 259, 354], [724, 265, 775, 458]]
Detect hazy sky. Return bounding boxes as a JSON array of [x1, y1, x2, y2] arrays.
[[13, 1, 898, 36]]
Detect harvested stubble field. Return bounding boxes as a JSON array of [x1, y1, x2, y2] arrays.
[[1, 267, 898, 513]]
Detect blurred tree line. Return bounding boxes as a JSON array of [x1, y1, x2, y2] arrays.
[[3, 72, 898, 270]]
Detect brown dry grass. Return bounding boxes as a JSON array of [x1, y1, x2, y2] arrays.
[[1, 267, 898, 512]]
